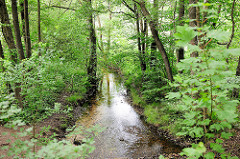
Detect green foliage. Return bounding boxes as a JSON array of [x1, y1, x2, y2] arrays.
[[180, 142, 206, 159], [0, 94, 22, 125], [66, 93, 84, 103], [2, 124, 102, 159], [169, 16, 239, 158]]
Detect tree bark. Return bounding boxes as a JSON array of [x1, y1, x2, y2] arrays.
[[86, 0, 97, 97], [139, 1, 173, 82], [227, 0, 235, 49], [141, 18, 147, 71], [189, 0, 198, 57], [177, 0, 185, 63], [24, 0, 32, 58], [38, 0, 41, 42], [196, 0, 200, 28], [0, 40, 4, 59], [136, 4, 147, 72], [106, 1, 112, 55], [11, 0, 25, 60], [0, 0, 17, 62], [150, 0, 158, 69], [135, 4, 142, 57], [20, 1, 26, 45], [0, 40, 4, 72], [97, 15, 104, 52]]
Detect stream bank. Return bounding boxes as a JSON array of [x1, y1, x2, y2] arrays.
[[73, 73, 184, 158]]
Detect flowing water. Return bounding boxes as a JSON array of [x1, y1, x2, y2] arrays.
[[76, 73, 181, 158]]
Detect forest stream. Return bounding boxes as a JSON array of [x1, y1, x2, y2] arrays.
[[75, 73, 182, 158]]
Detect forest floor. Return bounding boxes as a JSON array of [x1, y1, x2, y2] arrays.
[[0, 91, 85, 159]]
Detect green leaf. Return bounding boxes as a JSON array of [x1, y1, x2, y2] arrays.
[[192, 127, 204, 138], [176, 131, 188, 136], [210, 124, 224, 132], [174, 25, 198, 44], [207, 30, 230, 41], [216, 138, 223, 144], [180, 142, 206, 158], [166, 92, 181, 99], [221, 132, 232, 139], [206, 133, 215, 138], [210, 143, 224, 153], [199, 119, 211, 126], [204, 152, 215, 159]]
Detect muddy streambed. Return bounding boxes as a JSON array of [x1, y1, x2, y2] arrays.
[[75, 73, 181, 158]]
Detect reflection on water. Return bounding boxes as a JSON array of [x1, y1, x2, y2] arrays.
[[76, 73, 181, 158]]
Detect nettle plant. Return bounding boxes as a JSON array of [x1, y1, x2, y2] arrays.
[[167, 24, 240, 158]]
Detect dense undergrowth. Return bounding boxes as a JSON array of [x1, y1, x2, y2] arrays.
[[105, 2, 240, 158]]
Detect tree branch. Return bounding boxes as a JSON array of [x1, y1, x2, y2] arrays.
[[50, 5, 76, 11], [109, 9, 136, 19], [121, 0, 135, 13]]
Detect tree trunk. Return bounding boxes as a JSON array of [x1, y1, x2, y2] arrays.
[[0, 0, 17, 62], [0, 40, 4, 59], [106, 1, 112, 55], [135, 4, 142, 58], [24, 0, 32, 58], [150, 0, 158, 69], [97, 15, 104, 52], [139, 2, 173, 82], [38, 0, 41, 42], [189, 0, 198, 57], [141, 18, 147, 72], [20, 1, 26, 45], [86, 0, 97, 97], [0, 40, 4, 72], [177, 0, 185, 62], [11, 0, 25, 60]]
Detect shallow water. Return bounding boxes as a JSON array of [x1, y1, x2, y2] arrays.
[[76, 73, 181, 158]]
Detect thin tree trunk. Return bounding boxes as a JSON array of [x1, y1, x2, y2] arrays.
[[11, 0, 25, 60], [97, 15, 104, 52], [229, 0, 238, 98], [24, 0, 32, 58], [0, 0, 17, 62], [0, 40, 4, 72], [0, 40, 4, 59], [139, 2, 173, 82], [141, 18, 147, 71], [11, 0, 25, 108], [38, 0, 41, 42], [227, 0, 235, 49], [135, 4, 142, 57], [20, 1, 26, 45], [86, 0, 97, 97], [150, 0, 158, 69], [177, 0, 185, 63], [172, 1, 177, 34], [196, 0, 200, 28], [106, 1, 112, 55], [189, 0, 198, 57]]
